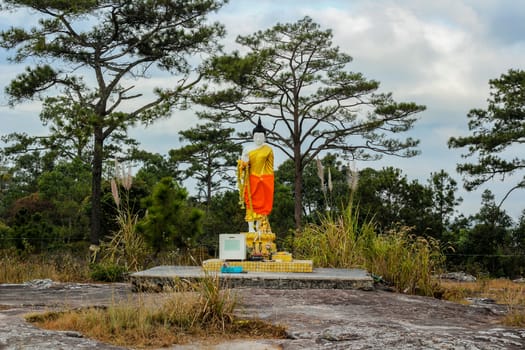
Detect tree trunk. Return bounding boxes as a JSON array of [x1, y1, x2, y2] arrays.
[[207, 159, 212, 208], [90, 127, 104, 245], [293, 154, 303, 232]]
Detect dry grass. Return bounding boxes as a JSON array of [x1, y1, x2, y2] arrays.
[[440, 278, 525, 327], [25, 275, 287, 348], [440, 279, 525, 304], [0, 249, 91, 283], [0, 246, 211, 284]]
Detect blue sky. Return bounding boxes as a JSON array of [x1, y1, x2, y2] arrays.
[[0, 0, 524, 221]]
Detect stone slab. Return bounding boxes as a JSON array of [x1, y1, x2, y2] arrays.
[[130, 265, 374, 292]]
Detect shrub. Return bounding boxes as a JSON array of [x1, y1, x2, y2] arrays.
[[89, 263, 128, 282], [138, 177, 204, 254]]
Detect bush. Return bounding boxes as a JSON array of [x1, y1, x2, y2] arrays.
[[89, 263, 128, 282]]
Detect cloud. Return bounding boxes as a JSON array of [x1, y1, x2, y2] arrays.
[[313, 3, 482, 98], [0, 104, 45, 143], [128, 109, 199, 154]]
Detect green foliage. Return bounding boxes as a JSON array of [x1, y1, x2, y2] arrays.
[[448, 69, 525, 199], [448, 190, 521, 277], [169, 122, 241, 204], [0, 149, 54, 213], [356, 167, 427, 230], [0, 221, 13, 249], [355, 167, 455, 239], [200, 190, 245, 254], [4, 65, 59, 102], [427, 170, 463, 235], [275, 155, 463, 241], [133, 150, 180, 189], [0, 158, 91, 252], [4, 193, 57, 252], [269, 183, 296, 240], [89, 262, 128, 282], [38, 159, 91, 242], [271, 154, 356, 244], [138, 177, 204, 254]]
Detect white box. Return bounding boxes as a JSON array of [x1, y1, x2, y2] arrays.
[[219, 233, 246, 260]]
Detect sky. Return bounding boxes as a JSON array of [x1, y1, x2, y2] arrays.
[[0, 0, 524, 221]]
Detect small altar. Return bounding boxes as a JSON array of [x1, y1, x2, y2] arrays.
[[211, 232, 313, 273]]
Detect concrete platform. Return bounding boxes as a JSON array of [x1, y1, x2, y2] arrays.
[[130, 265, 374, 292]]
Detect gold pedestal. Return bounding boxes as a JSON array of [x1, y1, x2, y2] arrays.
[[244, 231, 276, 258]]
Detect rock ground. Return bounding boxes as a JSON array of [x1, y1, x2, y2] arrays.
[[1, 281, 524, 349]]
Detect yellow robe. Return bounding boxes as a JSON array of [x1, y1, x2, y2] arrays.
[[238, 144, 274, 222]]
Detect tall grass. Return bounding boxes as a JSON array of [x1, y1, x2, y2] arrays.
[[503, 288, 525, 327], [294, 203, 445, 296], [293, 205, 370, 268], [0, 245, 210, 283], [26, 273, 286, 347], [91, 159, 151, 280], [364, 226, 444, 295], [98, 207, 150, 272]]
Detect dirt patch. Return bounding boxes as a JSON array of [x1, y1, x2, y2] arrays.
[[0, 282, 524, 349]]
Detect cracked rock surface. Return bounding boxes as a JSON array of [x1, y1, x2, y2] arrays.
[[237, 288, 525, 349], [1, 282, 524, 349]]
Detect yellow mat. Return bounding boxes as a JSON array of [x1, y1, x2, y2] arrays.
[[202, 258, 313, 273]]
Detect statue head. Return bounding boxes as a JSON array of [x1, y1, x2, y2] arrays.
[[253, 132, 265, 146], [252, 118, 266, 146]]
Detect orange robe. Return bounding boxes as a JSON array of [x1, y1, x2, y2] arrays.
[[239, 144, 274, 221]]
